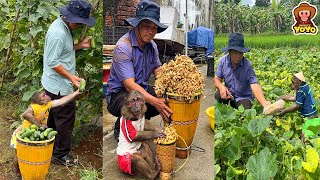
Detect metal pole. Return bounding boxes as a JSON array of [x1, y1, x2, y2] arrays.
[[185, 0, 188, 55]]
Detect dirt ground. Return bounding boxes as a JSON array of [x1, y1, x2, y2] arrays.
[[103, 64, 214, 180], [0, 97, 103, 180]]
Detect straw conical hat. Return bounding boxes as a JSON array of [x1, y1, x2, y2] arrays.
[[294, 72, 306, 82]]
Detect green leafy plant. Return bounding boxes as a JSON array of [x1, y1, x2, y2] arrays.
[[214, 47, 320, 179]]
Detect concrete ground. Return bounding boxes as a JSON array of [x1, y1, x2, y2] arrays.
[[103, 64, 214, 180]]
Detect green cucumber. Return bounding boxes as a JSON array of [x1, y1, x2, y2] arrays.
[[47, 131, 58, 140], [39, 126, 45, 131], [33, 131, 41, 138], [24, 127, 31, 132], [43, 128, 53, 137], [40, 132, 45, 140], [79, 79, 86, 92], [24, 137, 30, 141], [20, 129, 36, 139], [91, 36, 96, 48], [30, 124, 38, 131], [18, 129, 26, 136]]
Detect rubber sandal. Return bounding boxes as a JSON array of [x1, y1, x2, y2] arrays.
[[51, 154, 78, 167]]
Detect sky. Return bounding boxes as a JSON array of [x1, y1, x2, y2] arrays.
[[242, 0, 255, 6]]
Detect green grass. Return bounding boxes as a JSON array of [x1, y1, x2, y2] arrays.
[[215, 34, 320, 52]]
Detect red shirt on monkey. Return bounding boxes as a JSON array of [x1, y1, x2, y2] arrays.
[[117, 90, 166, 179]]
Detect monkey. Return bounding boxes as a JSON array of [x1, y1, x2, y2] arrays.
[[116, 90, 166, 179], [10, 89, 82, 177]]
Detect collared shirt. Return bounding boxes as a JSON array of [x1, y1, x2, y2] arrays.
[[106, 30, 161, 103], [41, 17, 75, 96], [216, 54, 258, 101], [296, 82, 317, 117]]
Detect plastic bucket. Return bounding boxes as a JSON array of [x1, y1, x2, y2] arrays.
[[16, 134, 55, 180], [206, 106, 214, 130]]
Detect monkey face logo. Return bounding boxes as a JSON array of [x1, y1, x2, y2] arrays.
[[292, 2, 318, 35]]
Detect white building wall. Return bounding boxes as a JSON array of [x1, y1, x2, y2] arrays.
[[158, 0, 210, 30]]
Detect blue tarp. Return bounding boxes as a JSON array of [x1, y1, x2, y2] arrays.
[[187, 26, 214, 57]]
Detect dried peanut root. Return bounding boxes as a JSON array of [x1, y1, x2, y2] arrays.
[[263, 99, 285, 115], [156, 125, 178, 145], [154, 55, 205, 101]]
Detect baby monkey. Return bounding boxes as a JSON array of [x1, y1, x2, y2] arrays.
[[116, 90, 166, 179], [10, 89, 81, 177]]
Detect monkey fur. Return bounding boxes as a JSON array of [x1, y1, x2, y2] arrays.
[[121, 90, 147, 121], [31, 90, 51, 105]]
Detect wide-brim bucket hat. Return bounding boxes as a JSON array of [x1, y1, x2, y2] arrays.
[[294, 2, 316, 19], [58, 0, 96, 27], [222, 32, 250, 53], [125, 0, 168, 33], [294, 72, 306, 82]]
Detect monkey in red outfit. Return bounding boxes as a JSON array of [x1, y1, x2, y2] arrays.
[[116, 90, 166, 179]]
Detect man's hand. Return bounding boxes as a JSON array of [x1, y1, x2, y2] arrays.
[[262, 101, 271, 108], [70, 75, 82, 88], [75, 36, 92, 50], [219, 85, 231, 100], [152, 98, 173, 122]]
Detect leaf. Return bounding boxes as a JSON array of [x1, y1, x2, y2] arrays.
[[244, 109, 257, 121], [238, 105, 245, 113], [28, 13, 41, 24], [307, 125, 320, 136], [302, 147, 319, 173], [246, 147, 278, 179], [214, 164, 221, 175], [22, 90, 35, 102], [223, 135, 241, 163], [30, 26, 43, 37], [36, 5, 50, 18], [283, 131, 294, 140], [214, 102, 237, 126], [310, 138, 320, 150], [248, 116, 272, 137], [276, 118, 281, 126]]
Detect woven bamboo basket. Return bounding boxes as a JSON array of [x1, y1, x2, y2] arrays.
[[165, 92, 201, 159], [156, 142, 176, 180], [16, 134, 55, 180]]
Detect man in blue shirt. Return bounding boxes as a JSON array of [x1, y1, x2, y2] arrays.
[[106, 0, 172, 140], [279, 72, 318, 118], [41, 0, 95, 166], [214, 32, 270, 109]]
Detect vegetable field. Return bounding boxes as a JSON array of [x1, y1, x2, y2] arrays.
[[214, 47, 320, 179]]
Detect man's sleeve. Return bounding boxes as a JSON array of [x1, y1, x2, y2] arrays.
[[46, 39, 64, 68], [215, 58, 224, 78], [247, 67, 258, 84], [112, 46, 135, 82], [296, 90, 306, 107], [152, 42, 162, 69], [121, 118, 137, 142]]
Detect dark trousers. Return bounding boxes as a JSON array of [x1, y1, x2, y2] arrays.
[[45, 90, 76, 159], [107, 87, 160, 132], [214, 89, 252, 109]]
